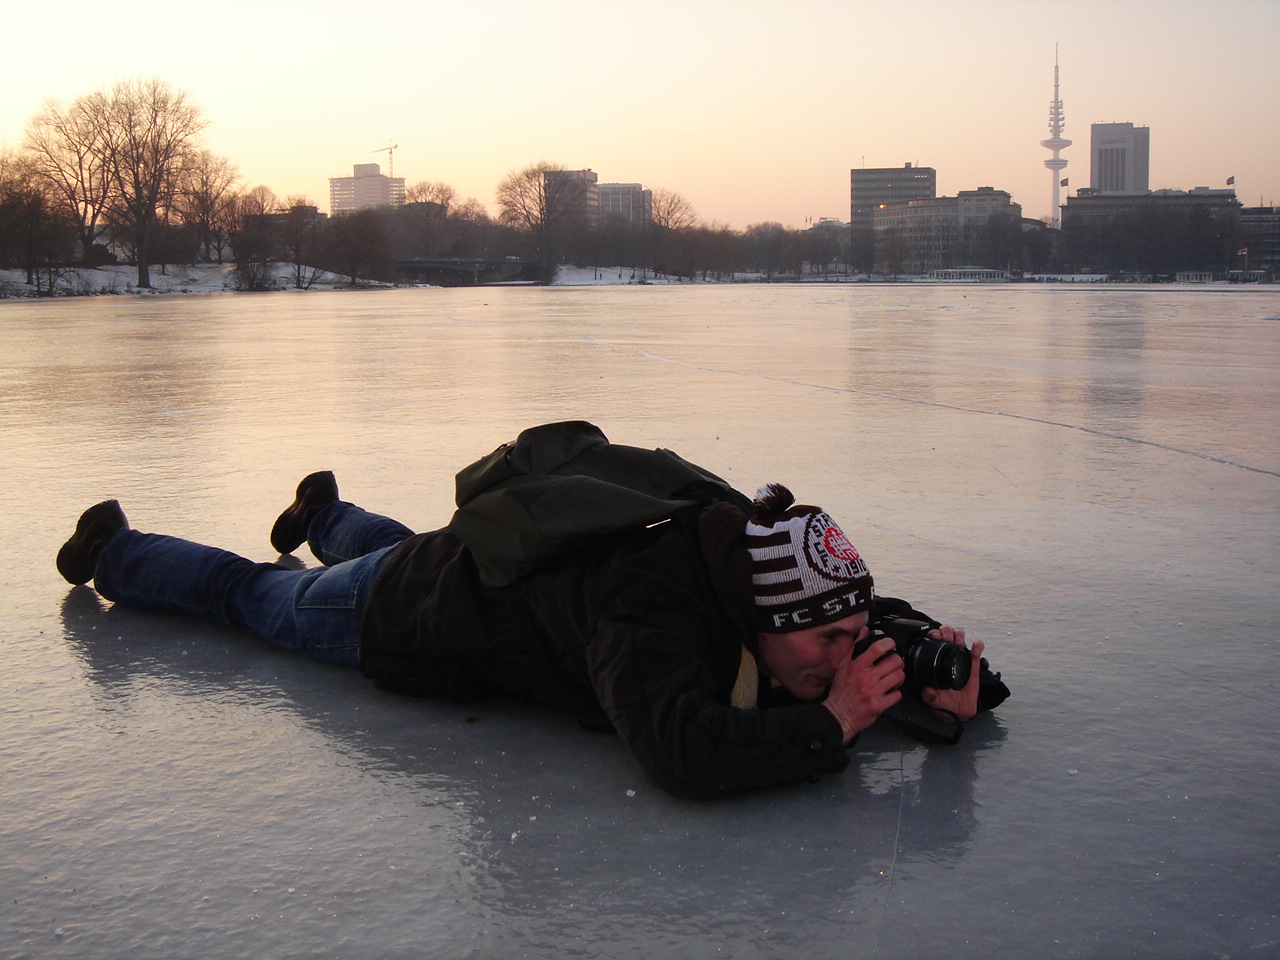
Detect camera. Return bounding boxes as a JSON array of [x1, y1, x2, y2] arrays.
[[854, 616, 971, 692]]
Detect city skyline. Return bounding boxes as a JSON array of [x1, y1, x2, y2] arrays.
[[1, 0, 1276, 229]]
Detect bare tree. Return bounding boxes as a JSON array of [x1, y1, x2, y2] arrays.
[[237, 184, 280, 217], [208, 187, 242, 264], [743, 222, 803, 278], [97, 78, 208, 287], [496, 161, 589, 282], [401, 180, 456, 259], [228, 186, 282, 290], [451, 197, 488, 222], [641, 188, 699, 278], [800, 225, 846, 277], [317, 208, 395, 286], [282, 194, 325, 289], [0, 150, 79, 292], [22, 96, 113, 263], [446, 197, 495, 259], [405, 180, 456, 209], [650, 188, 698, 231], [875, 227, 910, 279], [176, 149, 239, 262], [684, 223, 741, 281]]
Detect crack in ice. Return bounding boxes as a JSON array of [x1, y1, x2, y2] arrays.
[[604, 342, 1280, 479], [871, 746, 907, 957]]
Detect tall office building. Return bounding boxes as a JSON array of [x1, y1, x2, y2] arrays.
[[329, 163, 406, 214], [849, 164, 936, 271], [544, 169, 600, 229], [598, 183, 652, 225], [1090, 123, 1150, 193], [850, 164, 937, 233]]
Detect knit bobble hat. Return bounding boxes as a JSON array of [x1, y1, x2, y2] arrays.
[[745, 483, 874, 633]]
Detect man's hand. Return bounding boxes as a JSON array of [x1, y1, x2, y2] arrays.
[[822, 637, 904, 742], [919, 625, 985, 721]]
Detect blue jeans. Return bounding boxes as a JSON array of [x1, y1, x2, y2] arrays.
[[92, 502, 414, 665]]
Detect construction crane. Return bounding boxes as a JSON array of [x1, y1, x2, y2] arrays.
[[373, 141, 398, 179]]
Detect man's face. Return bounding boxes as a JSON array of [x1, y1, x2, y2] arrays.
[[756, 611, 871, 701]]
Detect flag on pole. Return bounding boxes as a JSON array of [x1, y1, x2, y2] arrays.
[[1227, 176, 1236, 185], [1237, 247, 1249, 256], [1060, 178, 1069, 187]]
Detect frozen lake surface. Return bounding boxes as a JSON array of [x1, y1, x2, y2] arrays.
[[2, 283, 1278, 959]]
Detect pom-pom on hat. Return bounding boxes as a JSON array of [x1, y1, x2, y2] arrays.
[[745, 483, 874, 633]]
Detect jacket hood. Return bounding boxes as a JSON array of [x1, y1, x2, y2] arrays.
[[697, 501, 759, 655]]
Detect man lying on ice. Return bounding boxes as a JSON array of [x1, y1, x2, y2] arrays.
[[57, 420, 1008, 799]]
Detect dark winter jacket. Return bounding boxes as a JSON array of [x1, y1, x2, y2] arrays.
[[358, 422, 1005, 799]]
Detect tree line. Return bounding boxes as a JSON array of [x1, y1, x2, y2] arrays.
[[0, 77, 872, 292]]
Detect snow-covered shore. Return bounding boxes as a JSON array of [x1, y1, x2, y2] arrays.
[[0, 261, 1138, 299], [0, 262, 369, 298], [0, 262, 695, 298]]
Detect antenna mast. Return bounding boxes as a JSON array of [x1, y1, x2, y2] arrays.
[[1040, 45, 1071, 230]]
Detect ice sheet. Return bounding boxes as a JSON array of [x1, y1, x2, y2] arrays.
[[2, 284, 1278, 958]]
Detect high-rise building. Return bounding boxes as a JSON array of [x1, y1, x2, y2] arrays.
[[850, 164, 937, 233], [598, 183, 652, 225], [544, 169, 599, 229], [849, 164, 937, 271], [329, 163, 406, 215], [1090, 123, 1150, 193]]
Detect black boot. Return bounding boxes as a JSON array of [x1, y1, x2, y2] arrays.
[[57, 500, 129, 585], [270, 471, 339, 554]]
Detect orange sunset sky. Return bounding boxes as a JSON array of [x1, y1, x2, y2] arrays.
[[1, 0, 1276, 228]]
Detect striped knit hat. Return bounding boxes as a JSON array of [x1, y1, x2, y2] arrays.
[[746, 483, 874, 633]]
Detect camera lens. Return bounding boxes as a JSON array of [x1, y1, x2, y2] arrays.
[[906, 637, 971, 691]]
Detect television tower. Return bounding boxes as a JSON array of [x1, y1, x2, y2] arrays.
[[1040, 46, 1071, 229]]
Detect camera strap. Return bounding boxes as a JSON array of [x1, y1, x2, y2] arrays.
[[881, 697, 965, 745]]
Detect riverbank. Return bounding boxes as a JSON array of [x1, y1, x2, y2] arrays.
[[4, 261, 1251, 300], [0, 262, 696, 298], [0, 262, 359, 298]]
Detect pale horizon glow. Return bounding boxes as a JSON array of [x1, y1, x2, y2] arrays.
[[1, 0, 1277, 229]]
